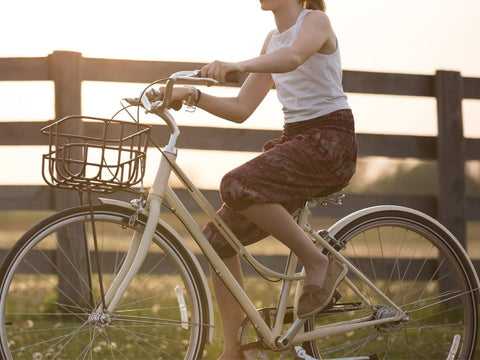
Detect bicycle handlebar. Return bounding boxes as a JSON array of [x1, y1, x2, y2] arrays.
[[170, 69, 241, 85], [170, 70, 219, 86], [128, 70, 241, 114], [159, 70, 241, 112], [125, 70, 241, 153], [150, 70, 218, 114]]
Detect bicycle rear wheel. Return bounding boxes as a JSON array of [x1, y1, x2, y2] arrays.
[[307, 206, 479, 360], [0, 204, 211, 360]]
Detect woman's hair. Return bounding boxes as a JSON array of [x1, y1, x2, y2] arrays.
[[301, 0, 326, 11]]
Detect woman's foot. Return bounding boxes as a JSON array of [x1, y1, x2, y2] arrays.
[[303, 251, 329, 287], [297, 256, 347, 318]]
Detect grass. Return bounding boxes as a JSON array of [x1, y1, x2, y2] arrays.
[[2, 274, 282, 359], [1, 211, 479, 359], [2, 273, 476, 359]]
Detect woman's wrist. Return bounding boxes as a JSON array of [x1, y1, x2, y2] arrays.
[[235, 61, 247, 74], [182, 86, 202, 111]]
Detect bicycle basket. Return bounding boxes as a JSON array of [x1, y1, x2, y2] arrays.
[[42, 116, 151, 193]]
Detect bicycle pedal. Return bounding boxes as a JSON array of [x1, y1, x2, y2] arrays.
[[332, 290, 342, 304], [323, 290, 342, 311], [293, 346, 321, 359]]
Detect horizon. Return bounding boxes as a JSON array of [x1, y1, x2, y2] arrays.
[[1, 0, 479, 187]]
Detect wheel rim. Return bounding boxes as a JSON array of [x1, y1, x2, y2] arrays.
[[309, 213, 477, 359], [0, 207, 208, 359]]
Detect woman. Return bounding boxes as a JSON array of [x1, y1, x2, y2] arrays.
[[153, 0, 357, 358]]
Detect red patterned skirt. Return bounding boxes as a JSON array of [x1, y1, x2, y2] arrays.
[[203, 109, 357, 258]]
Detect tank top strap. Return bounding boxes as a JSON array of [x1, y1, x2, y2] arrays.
[[296, 9, 312, 36]]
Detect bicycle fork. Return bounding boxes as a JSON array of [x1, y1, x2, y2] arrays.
[[103, 198, 161, 313], [93, 153, 175, 316]]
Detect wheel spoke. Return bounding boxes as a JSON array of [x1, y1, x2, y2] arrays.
[[0, 205, 208, 359], [308, 209, 478, 359]]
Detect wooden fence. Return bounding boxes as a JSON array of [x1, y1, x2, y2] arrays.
[[1, 50, 479, 254]]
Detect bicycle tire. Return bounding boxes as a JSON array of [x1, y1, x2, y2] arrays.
[[0, 204, 211, 360], [307, 206, 479, 360]]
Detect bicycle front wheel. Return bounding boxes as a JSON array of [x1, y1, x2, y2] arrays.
[[308, 206, 479, 360], [0, 204, 211, 360]]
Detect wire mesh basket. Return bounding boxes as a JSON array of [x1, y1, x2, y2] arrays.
[[42, 116, 151, 193]]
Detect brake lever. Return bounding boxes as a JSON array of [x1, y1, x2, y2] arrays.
[[124, 97, 142, 106], [124, 93, 155, 113], [140, 93, 152, 111]]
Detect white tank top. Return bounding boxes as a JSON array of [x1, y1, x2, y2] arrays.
[[267, 9, 350, 124]]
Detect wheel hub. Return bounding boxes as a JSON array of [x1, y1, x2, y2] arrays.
[[374, 306, 405, 332], [88, 311, 115, 328]]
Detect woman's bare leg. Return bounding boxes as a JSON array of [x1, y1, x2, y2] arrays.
[[211, 255, 245, 360], [211, 203, 328, 359], [239, 203, 328, 287]]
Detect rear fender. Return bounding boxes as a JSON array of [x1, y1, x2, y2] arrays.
[[328, 205, 480, 302]]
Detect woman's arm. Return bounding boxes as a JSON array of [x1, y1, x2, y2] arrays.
[[162, 32, 275, 123], [159, 72, 273, 123], [202, 11, 335, 82], [195, 72, 274, 123]]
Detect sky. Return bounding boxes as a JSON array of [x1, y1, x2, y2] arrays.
[[1, 0, 479, 74], [1, 0, 479, 186]]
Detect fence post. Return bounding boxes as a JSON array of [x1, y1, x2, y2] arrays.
[[48, 51, 91, 309], [435, 70, 466, 247], [48, 51, 82, 119], [48, 50, 84, 209]]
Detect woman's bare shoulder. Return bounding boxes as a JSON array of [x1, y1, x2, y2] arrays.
[[260, 29, 276, 54]]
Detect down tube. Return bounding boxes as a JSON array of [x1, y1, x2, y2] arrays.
[[164, 186, 277, 347]]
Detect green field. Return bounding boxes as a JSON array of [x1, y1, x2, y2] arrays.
[[0, 211, 479, 359]]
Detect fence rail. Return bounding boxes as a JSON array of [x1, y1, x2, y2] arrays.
[[1, 51, 480, 251]]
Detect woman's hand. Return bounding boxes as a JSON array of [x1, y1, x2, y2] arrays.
[[146, 86, 189, 107], [201, 61, 242, 84], [145, 87, 163, 102]]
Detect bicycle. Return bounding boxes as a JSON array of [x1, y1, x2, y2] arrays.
[[0, 70, 479, 360]]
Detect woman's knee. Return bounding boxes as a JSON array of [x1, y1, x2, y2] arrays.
[[219, 173, 244, 209], [202, 221, 237, 259]]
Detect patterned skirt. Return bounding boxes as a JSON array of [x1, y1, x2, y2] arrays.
[[202, 109, 357, 258]]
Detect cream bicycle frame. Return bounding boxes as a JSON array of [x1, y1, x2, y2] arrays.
[[99, 72, 408, 351]]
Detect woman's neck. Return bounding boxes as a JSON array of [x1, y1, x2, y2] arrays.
[[273, 4, 303, 33]]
